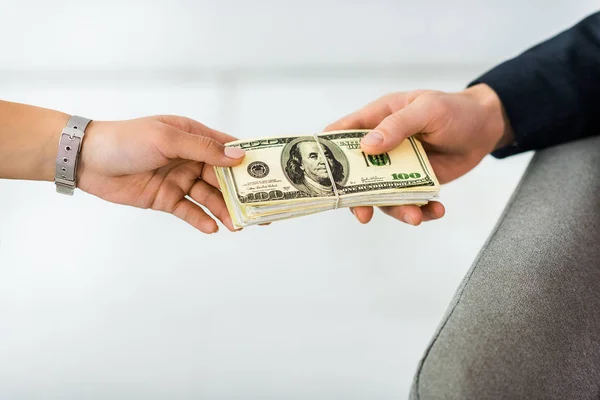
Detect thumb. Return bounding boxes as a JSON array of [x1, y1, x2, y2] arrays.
[[360, 100, 430, 155], [162, 127, 245, 166]]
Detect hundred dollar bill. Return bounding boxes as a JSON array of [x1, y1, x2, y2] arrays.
[[215, 130, 439, 228]]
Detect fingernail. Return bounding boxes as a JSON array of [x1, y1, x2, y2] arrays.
[[362, 131, 384, 146], [402, 213, 415, 225], [224, 147, 246, 159]]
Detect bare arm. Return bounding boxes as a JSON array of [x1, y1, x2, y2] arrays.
[[0, 100, 246, 233], [0, 100, 69, 181]]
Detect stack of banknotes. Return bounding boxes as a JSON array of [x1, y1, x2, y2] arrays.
[[215, 130, 440, 228]]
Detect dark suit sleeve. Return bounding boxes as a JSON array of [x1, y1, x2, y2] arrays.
[[469, 11, 600, 158]]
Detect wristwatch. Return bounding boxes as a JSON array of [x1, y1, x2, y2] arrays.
[[54, 115, 92, 195]]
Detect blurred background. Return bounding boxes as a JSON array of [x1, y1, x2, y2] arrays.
[[0, 1, 597, 398]]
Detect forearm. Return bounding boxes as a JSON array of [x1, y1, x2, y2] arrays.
[[0, 100, 69, 181]]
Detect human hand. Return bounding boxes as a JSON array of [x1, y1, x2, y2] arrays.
[[77, 115, 245, 233], [326, 83, 514, 225]]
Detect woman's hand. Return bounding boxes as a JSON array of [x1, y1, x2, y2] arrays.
[[78, 115, 245, 234]]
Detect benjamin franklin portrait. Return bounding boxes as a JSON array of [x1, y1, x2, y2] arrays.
[[282, 137, 348, 197]]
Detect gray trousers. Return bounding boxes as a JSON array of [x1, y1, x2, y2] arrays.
[[410, 135, 600, 399]]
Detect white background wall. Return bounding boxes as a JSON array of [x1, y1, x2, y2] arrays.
[[0, 1, 597, 399]]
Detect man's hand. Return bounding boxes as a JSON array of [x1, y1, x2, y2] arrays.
[[78, 115, 245, 234], [326, 84, 514, 226]]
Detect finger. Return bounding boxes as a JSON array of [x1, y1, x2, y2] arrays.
[[324, 91, 430, 132], [325, 110, 377, 132], [379, 205, 424, 226], [350, 206, 374, 224], [361, 99, 432, 155], [159, 127, 245, 167], [324, 97, 395, 132], [421, 201, 446, 222], [200, 165, 220, 188], [189, 179, 236, 232], [171, 198, 219, 234], [158, 115, 238, 144]]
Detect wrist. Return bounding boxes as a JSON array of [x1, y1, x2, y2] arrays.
[[463, 83, 515, 153], [75, 120, 98, 187], [53, 116, 93, 195], [43, 112, 72, 182]]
